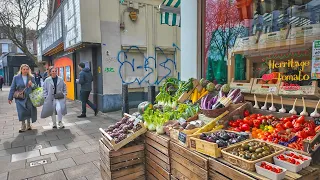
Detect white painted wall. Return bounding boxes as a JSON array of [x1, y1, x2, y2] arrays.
[[181, 0, 198, 81]]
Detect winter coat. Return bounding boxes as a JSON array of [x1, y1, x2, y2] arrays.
[[78, 67, 93, 91], [41, 76, 67, 118], [8, 74, 37, 122]]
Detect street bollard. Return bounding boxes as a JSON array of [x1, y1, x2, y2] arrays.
[[122, 84, 129, 116], [148, 86, 156, 104]]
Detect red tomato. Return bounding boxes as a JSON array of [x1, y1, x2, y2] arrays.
[[276, 123, 284, 129], [291, 115, 298, 119], [234, 127, 241, 132], [283, 117, 291, 123], [253, 119, 261, 128], [250, 114, 258, 119], [315, 126, 320, 132], [296, 116, 305, 124], [244, 110, 250, 117], [257, 116, 266, 121], [293, 122, 303, 132], [306, 136, 314, 141], [296, 131, 308, 139], [257, 114, 262, 117], [304, 121, 316, 129], [284, 122, 293, 129], [241, 124, 250, 131], [303, 127, 316, 136]]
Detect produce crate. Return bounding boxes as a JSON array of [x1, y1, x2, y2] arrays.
[[99, 138, 146, 180], [221, 139, 286, 171], [145, 131, 171, 180], [251, 78, 281, 95], [230, 78, 254, 93], [99, 114, 147, 151], [189, 130, 251, 158], [170, 141, 209, 180], [169, 128, 200, 148], [209, 158, 320, 180], [279, 81, 320, 97]]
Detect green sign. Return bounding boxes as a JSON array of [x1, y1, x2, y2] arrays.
[[314, 40, 320, 48]]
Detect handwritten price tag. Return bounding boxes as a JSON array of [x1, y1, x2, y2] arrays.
[[269, 87, 277, 93]]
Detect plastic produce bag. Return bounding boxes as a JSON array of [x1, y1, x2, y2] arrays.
[[29, 87, 44, 107]]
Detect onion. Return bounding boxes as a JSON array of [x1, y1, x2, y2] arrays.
[[289, 98, 297, 115], [310, 99, 320, 118], [156, 125, 165, 135], [279, 96, 286, 113], [261, 94, 268, 110], [253, 94, 260, 109], [268, 94, 276, 112], [300, 97, 308, 116]]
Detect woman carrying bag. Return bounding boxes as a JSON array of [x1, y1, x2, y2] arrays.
[[41, 66, 67, 129], [8, 64, 37, 133]]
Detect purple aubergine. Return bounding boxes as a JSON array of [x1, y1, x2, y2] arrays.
[[218, 90, 226, 98], [200, 97, 205, 109], [202, 94, 210, 109], [233, 93, 244, 104], [207, 96, 218, 109], [227, 89, 235, 96], [227, 89, 241, 100]]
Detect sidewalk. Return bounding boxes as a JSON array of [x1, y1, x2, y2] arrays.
[[0, 87, 133, 180]]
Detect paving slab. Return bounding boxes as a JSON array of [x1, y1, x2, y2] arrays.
[[11, 150, 40, 162], [72, 152, 99, 165], [0, 147, 25, 156], [80, 144, 98, 154], [0, 143, 11, 151], [44, 158, 76, 173], [36, 135, 58, 143], [0, 160, 26, 174], [86, 173, 102, 180], [64, 141, 90, 150], [0, 172, 8, 180], [28, 170, 67, 180], [92, 160, 100, 170], [55, 148, 84, 160], [0, 155, 11, 163], [63, 162, 99, 180], [8, 165, 44, 180], [40, 145, 67, 155], [49, 138, 73, 146], [26, 153, 57, 163]]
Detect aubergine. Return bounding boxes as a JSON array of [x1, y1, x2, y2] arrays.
[[207, 95, 218, 109], [233, 93, 244, 104], [218, 90, 226, 98], [227, 88, 241, 100]]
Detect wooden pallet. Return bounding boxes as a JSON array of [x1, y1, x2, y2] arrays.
[[170, 141, 209, 180], [210, 158, 320, 180], [99, 139, 146, 180], [145, 131, 171, 180]]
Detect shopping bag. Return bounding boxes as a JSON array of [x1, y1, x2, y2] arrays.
[[29, 87, 44, 107]]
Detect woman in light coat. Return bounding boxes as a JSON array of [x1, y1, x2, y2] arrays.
[[8, 64, 37, 132], [41, 66, 67, 129]]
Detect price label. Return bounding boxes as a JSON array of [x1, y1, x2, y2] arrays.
[[178, 132, 187, 143], [269, 87, 277, 93], [314, 118, 320, 126]]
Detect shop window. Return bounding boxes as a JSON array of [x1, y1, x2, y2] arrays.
[[1, 44, 9, 53]]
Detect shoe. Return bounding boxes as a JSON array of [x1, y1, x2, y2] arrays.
[[94, 109, 98, 116], [27, 123, 32, 130], [77, 114, 86, 118], [19, 123, 26, 133], [52, 122, 57, 129], [58, 121, 65, 129]]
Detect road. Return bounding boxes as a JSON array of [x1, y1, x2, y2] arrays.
[[0, 87, 129, 180]]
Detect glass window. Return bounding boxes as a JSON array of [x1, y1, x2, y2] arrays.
[[2, 44, 9, 53]]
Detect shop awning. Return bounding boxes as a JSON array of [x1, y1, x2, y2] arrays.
[[160, 0, 181, 27]]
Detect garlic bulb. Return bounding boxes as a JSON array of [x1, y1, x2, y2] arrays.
[[261, 94, 268, 110], [300, 97, 308, 116], [310, 99, 320, 118], [269, 94, 276, 112], [279, 96, 286, 113], [253, 94, 260, 109], [289, 98, 297, 115]]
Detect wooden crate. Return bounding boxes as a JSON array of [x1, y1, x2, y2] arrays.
[[279, 81, 320, 97], [210, 158, 320, 180], [145, 131, 171, 180], [169, 128, 200, 148], [230, 78, 254, 93], [251, 78, 280, 95], [170, 141, 209, 180], [99, 139, 146, 180]]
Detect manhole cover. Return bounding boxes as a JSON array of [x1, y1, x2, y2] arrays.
[[30, 160, 48, 167]]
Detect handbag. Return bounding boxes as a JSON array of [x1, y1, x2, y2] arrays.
[[13, 87, 27, 99], [54, 92, 64, 99]]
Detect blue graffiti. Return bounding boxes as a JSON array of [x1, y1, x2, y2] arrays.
[[117, 43, 180, 86]]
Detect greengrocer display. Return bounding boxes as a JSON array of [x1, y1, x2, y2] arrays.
[[99, 77, 320, 180]]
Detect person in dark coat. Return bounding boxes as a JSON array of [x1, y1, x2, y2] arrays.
[[76, 62, 97, 118], [8, 64, 37, 132], [0, 75, 4, 91], [34, 71, 42, 87]]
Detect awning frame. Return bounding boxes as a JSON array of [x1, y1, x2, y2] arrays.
[[159, 4, 180, 14]]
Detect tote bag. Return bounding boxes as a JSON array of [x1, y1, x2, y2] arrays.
[[29, 87, 44, 107]]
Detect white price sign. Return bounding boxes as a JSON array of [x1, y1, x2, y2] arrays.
[[269, 87, 277, 93]]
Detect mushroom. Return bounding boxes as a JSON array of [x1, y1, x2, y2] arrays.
[[289, 98, 298, 115], [253, 94, 260, 109], [310, 99, 320, 118], [261, 94, 268, 110], [269, 94, 276, 112], [279, 96, 286, 113], [300, 97, 308, 116]]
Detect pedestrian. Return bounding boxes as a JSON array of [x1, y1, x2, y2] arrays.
[[42, 68, 49, 81], [0, 75, 4, 91], [8, 64, 37, 133], [76, 62, 97, 118], [41, 66, 66, 129], [34, 71, 42, 87]]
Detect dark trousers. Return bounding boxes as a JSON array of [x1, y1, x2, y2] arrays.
[[80, 90, 96, 115]]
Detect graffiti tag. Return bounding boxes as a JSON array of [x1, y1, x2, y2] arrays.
[[105, 67, 115, 73]]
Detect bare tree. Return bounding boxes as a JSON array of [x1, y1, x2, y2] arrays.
[[0, 0, 47, 66]]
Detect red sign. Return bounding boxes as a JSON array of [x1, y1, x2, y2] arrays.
[[281, 83, 300, 91], [262, 73, 276, 81]]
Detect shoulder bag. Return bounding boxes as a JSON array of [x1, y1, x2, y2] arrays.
[[13, 87, 27, 99]]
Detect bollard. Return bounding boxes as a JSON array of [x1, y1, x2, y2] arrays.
[[148, 86, 156, 104], [122, 84, 129, 115]]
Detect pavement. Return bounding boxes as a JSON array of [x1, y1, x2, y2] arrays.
[[0, 87, 135, 180]]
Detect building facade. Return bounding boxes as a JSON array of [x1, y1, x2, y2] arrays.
[[37, 0, 180, 112]]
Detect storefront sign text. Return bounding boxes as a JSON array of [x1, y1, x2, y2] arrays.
[[268, 59, 310, 81]]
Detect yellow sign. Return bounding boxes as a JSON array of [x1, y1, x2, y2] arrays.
[[268, 59, 310, 81]]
